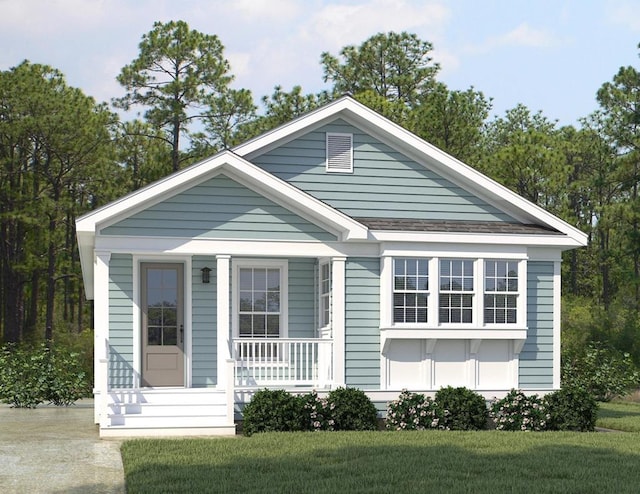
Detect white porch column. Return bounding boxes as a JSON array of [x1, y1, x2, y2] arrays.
[[552, 260, 562, 389], [216, 255, 231, 388], [93, 250, 111, 425], [332, 257, 346, 386]]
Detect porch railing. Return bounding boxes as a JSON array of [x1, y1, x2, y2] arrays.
[[233, 338, 333, 388]]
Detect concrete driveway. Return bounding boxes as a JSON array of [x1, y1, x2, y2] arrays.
[[0, 399, 125, 493]]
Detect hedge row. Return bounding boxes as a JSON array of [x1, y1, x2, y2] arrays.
[[242, 387, 378, 436], [387, 386, 598, 432], [243, 385, 598, 435]]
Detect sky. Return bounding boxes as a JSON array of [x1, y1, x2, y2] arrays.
[[1, 0, 640, 127]]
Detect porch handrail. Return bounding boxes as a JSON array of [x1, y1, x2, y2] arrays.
[[233, 337, 333, 388]]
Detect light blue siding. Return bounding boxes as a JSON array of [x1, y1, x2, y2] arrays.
[[288, 258, 316, 338], [252, 120, 515, 222], [109, 254, 134, 388], [102, 174, 337, 241], [345, 258, 380, 389], [192, 257, 217, 387], [520, 261, 554, 388]]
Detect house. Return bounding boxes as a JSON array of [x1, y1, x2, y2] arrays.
[[76, 96, 587, 437]]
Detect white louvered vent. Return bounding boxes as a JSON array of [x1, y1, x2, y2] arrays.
[[326, 133, 353, 173]]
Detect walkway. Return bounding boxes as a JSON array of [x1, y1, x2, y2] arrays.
[[0, 400, 125, 493]]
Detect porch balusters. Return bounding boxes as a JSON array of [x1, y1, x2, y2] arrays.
[[233, 338, 333, 388]]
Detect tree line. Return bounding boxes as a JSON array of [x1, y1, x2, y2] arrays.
[[1, 21, 639, 362]]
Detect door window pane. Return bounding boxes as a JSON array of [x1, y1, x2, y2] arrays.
[[145, 266, 181, 346]]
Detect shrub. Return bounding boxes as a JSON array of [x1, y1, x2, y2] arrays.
[[434, 386, 488, 430], [327, 387, 378, 431], [0, 343, 50, 408], [544, 386, 598, 431], [562, 344, 640, 401], [242, 389, 303, 436], [489, 390, 549, 431], [386, 389, 440, 430], [0, 343, 89, 408], [299, 390, 334, 431], [46, 347, 88, 406]]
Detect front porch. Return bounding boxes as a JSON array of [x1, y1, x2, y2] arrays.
[[97, 337, 335, 437]]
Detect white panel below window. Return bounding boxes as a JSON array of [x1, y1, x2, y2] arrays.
[[386, 340, 425, 388], [433, 340, 468, 388], [477, 340, 512, 389]]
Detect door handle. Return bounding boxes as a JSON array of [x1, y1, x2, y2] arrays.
[[180, 324, 184, 343]]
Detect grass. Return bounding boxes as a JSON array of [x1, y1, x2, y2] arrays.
[[122, 430, 640, 493], [598, 401, 640, 431]]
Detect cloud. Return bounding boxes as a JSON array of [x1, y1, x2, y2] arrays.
[[224, 0, 304, 23], [302, 0, 451, 52], [0, 0, 114, 36], [608, 2, 640, 31], [467, 22, 559, 54]]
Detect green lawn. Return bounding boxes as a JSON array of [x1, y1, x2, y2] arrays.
[[122, 430, 640, 493], [598, 401, 640, 431]]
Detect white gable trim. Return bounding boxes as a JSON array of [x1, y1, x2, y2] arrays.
[[77, 151, 366, 240], [233, 96, 587, 247], [77, 151, 368, 298]]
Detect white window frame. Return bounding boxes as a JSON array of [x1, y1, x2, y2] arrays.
[[392, 258, 430, 324], [438, 259, 476, 326], [319, 260, 331, 329], [232, 259, 288, 339], [381, 254, 527, 331], [483, 259, 519, 325]]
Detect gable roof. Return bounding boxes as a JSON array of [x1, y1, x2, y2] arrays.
[[76, 150, 368, 298], [233, 95, 588, 247], [77, 95, 587, 297]]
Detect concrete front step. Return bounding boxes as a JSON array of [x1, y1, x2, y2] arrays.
[[100, 424, 237, 438], [108, 402, 229, 417], [108, 388, 227, 406], [102, 387, 234, 435], [107, 413, 230, 428]]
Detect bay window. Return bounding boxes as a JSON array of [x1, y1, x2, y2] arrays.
[[386, 256, 524, 328]]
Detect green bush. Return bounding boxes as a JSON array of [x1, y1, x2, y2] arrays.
[[46, 347, 89, 406], [299, 390, 334, 431], [489, 389, 549, 431], [562, 344, 640, 401], [0, 343, 89, 408], [327, 387, 378, 431], [386, 389, 440, 430], [0, 343, 50, 408], [242, 389, 303, 436], [434, 386, 488, 430], [544, 386, 598, 431]]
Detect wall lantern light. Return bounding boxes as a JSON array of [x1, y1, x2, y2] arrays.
[[201, 266, 211, 284]]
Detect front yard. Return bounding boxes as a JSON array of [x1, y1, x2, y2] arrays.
[[598, 400, 640, 431], [122, 427, 640, 493]]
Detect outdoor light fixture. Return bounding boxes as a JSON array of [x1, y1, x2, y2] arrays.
[[201, 266, 211, 284]]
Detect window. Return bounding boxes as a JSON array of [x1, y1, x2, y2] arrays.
[[393, 258, 429, 323], [238, 267, 281, 338], [386, 256, 524, 328], [319, 262, 331, 327], [326, 133, 353, 173], [439, 259, 474, 324], [484, 260, 518, 324]]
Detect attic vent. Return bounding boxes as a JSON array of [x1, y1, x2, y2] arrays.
[[326, 133, 353, 173]]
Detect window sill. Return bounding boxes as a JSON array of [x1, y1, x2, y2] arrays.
[[380, 327, 527, 354]]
